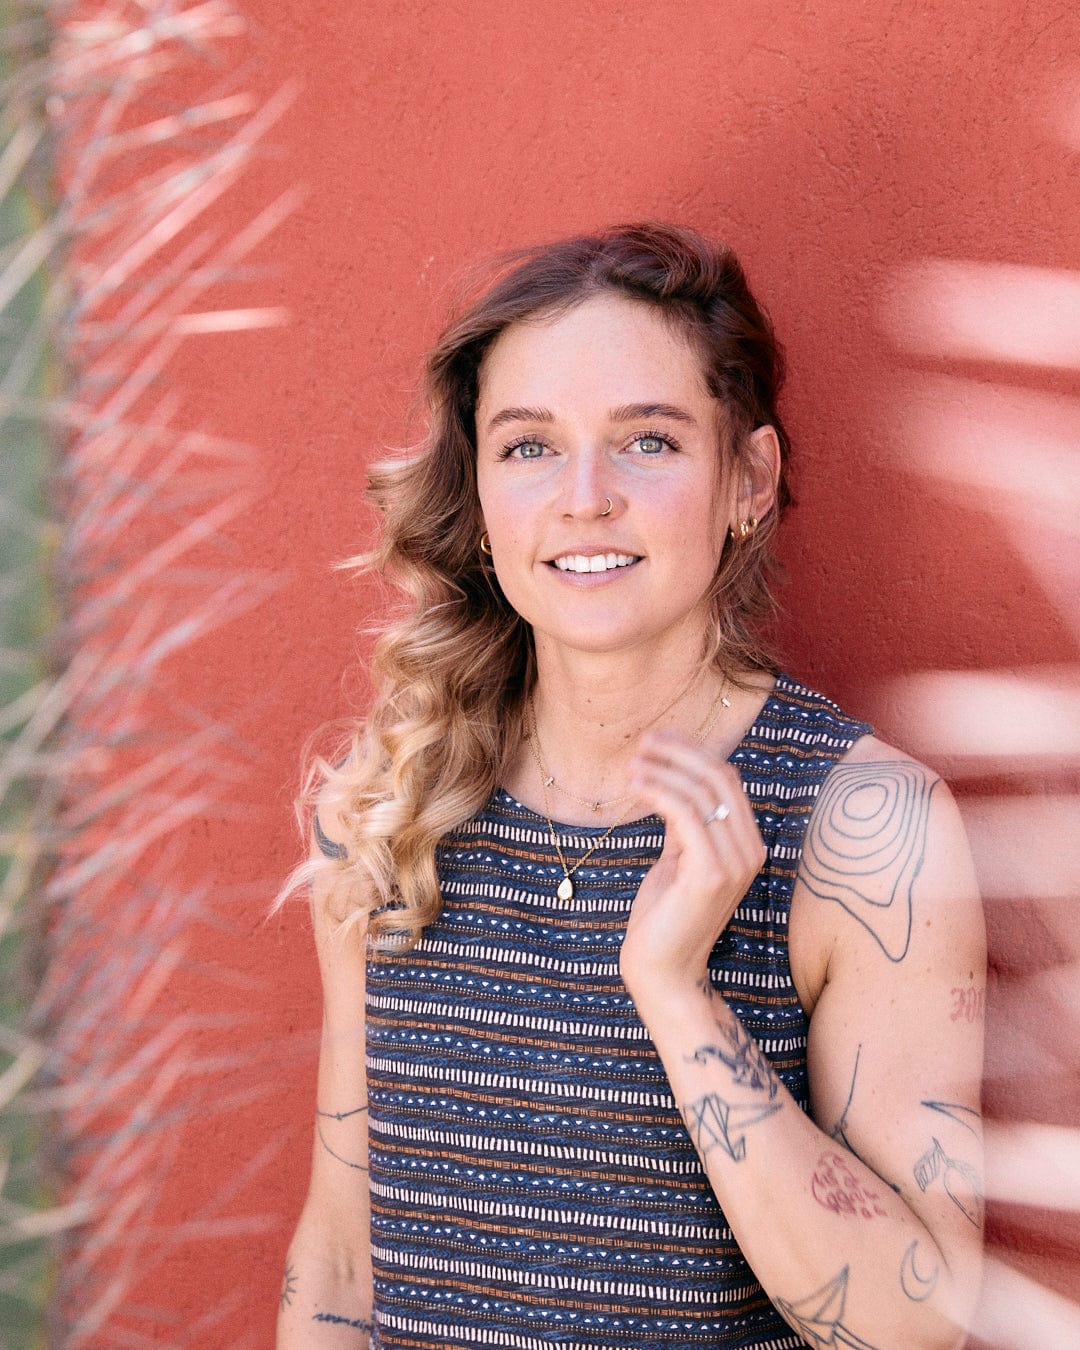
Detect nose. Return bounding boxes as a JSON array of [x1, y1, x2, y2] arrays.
[[559, 448, 617, 519]]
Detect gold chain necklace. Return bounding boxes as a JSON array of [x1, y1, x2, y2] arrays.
[[527, 682, 731, 901]]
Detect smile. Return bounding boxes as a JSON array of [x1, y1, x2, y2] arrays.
[[551, 553, 640, 574]]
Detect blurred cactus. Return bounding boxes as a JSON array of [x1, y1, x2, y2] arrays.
[[0, 1, 286, 1343]]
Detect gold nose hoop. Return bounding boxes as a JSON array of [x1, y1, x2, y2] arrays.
[[599, 497, 613, 517]]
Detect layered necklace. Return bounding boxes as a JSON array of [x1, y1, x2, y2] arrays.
[[525, 682, 731, 901]]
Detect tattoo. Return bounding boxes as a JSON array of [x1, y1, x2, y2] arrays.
[[317, 1103, 368, 1121], [800, 761, 939, 962], [774, 1266, 879, 1349], [314, 809, 347, 861], [685, 1092, 781, 1162], [900, 1240, 940, 1302], [280, 1262, 297, 1310], [922, 1099, 980, 1137], [690, 1015, 778, 1098], [313, 1312, 375, 1331], [949, 983, 985, 1023], [830, 1046, 901, 1194], [316, 1118, 369, 1171], [914, 1137, 983, 1227], [811, 1150, 887, 1218]]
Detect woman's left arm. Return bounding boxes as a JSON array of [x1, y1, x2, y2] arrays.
[[623, 732, 985, 1350]]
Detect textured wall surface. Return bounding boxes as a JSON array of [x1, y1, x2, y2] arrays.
[[135, 3, 1079, 1343]]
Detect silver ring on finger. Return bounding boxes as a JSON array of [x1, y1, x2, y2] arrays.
[[704, 802, 730, 825]]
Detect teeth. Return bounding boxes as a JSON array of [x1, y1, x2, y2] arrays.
[[554, 553, 638, 573]]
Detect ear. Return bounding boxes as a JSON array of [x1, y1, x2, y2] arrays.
[[739, 424, 781, 524]]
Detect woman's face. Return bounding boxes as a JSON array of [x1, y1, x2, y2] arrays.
[[475, 292, 767, 666]]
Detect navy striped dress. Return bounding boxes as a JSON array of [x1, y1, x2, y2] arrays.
[[365, 674, 871, 1349]]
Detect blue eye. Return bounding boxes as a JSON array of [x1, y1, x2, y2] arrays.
[[633, 433, 674, 455], [502, 438, 548, 460]]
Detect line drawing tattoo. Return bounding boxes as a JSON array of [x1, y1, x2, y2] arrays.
[[830, 1044, 861, 1152], [900, 1240, 940, 1302], [280, 1261, 297, 1311], [914, 1137, 983, 1227], [774, 1266, 879, 1349], [800, 761, 939, 962], [317, 1119, 369, 1171], [921, 1100, 980, 1137], [313, 1311, 375, 1331], [685, 1092, 781, 1162], [690, 1015, 778, 1098], [811, 1150, 887, 1218], [317, 1103, 369, 1121]]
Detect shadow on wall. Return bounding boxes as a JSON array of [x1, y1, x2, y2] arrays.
[[864, 90, 1080, 1347]]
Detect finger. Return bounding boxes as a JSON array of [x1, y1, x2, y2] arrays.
[[633, 741, 757, 836], [631, 759, 758, 873]]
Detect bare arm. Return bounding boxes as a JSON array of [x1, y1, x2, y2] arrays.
[[277, 810, 374, 1349], [623, 732, 985, 1350]]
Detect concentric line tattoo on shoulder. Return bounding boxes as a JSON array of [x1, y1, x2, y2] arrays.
[[800, 760, 939, 962]]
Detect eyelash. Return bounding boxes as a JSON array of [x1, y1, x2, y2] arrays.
[[497, 430, 681, 459]]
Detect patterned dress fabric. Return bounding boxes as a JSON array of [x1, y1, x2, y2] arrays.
[[365, 674, 871, 1349]]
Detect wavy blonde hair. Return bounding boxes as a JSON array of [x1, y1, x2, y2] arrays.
[[287, 222, 794, 953]]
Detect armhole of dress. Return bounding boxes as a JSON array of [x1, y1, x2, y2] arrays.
[[313, 805, 348, 861]]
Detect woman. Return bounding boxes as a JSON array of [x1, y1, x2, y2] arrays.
[[277, 223, 985, 1349]]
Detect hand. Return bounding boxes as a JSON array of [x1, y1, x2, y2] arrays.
[[621, 729, 766, 1013]]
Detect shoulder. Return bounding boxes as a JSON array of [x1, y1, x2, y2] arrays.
[[791, 735, 983, 1008]]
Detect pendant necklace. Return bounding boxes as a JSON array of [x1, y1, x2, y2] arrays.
[[527, 682, 731, 901]]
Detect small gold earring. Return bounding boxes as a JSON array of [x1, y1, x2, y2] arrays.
[[480, 531, 493, 556], [737, 516, 758, 541]]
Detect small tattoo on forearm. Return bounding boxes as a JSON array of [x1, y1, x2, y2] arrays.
[[317, 1119, 369, 1171], [811, 1150, 887, 1218], [900, 1240, 940, 1302], [316, 1103, 369, 1121], [774, 1265, 879, 1349], [685, 1092, 781, 1162], [914, 1137, 983, 1227], [280, 1262, 297, 1310], [949, 984, 985, 1023], [690, 1017, 778, 1098]]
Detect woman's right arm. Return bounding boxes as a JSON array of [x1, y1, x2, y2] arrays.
[[277, 814, 374, 1348]]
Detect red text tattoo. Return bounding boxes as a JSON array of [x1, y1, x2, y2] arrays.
[[811, 1150, 888, 1219], [949, 984, 985, 1023]]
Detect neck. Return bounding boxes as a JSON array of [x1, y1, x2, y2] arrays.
[[507, 637, 765, 826]]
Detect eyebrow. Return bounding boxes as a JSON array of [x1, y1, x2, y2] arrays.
[[483, 401, 699, 434]]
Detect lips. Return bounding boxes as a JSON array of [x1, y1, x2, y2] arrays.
[[550, 552, 641, 574]]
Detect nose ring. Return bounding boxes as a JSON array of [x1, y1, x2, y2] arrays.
[[599, 497, 613, 517]]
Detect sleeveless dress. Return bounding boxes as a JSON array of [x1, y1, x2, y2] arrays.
[[365, 674, 871, 1350]]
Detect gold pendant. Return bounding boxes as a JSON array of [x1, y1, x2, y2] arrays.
[[557, 874, 574, 901]]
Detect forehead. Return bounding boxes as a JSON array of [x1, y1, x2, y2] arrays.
[[476, 292, 714, 419]]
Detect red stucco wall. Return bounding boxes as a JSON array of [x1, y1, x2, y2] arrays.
[[119, 3, 1079, 1343]]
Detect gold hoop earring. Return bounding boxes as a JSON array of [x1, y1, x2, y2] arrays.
[[480, 531, 493, 556], [599, 497, 613, 517]]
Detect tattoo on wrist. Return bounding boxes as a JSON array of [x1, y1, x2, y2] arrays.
[[684, 1092, 781, 1162], [313, 1311, 374, 1331], [774, 1266, 879, 1350], [800, 761, 938, 963], [690, 1011, 778, 1098], [900, 1240, 940, 1302], [280, 1261, 297, 1311], [811, 1150, 887, 1218]]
